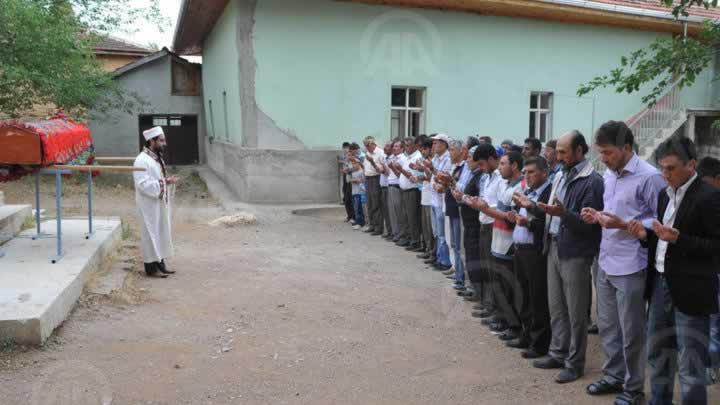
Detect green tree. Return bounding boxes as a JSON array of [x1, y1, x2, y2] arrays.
[[578, 1, 719, 107], [0, 0, 166, 119]]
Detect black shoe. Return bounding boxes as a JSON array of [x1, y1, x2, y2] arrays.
[[489, 322, 508, 334], [405, 243, 420, 251], [423, 258, 437, 264], [521, 349, 545, 359], [433, 263, 452, 271], [472, 303, 485, 311], [480, 318, 494, 326], [158, 261, 175, 274], [533, 357, 564, 370], [383, 234, 394, 240], [457, 289, 474, 297], [411, 246, 425, 253], [506, 338, 530, 349], [471, 310, 494, 319], [588, 324, 599, 335], [498, 329, 520, 341], [614, 391, 644, 405], [396, 240, 410, 247], [586, 379, 624, 396], [416, 253, 430, 259], [463, 294, 479, 302], [555, 368, 583, 384], [371, 231, 383, 236]]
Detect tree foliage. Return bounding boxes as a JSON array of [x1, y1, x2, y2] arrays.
[[0, 0, 166, 119], [577, 1, 720, 106]]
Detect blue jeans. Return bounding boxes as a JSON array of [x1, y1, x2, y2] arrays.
[[352, 194, 365, 227], [710, 275, 720, 369], [449, 216, 464, 283], [431, 206, 450, 266], [648, 276, 710, 405]]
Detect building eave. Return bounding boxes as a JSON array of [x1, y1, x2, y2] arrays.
[[172, 0, 714, 54]]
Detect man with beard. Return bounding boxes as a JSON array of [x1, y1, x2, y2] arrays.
[[134, 126, 179, 278]]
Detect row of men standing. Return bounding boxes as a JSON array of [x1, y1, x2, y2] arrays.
[[340, 123, 720, 405]]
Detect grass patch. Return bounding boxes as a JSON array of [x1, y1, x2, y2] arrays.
[[121, 221, 134, 240], [1, 337, 16, 353], [20, 215, 35, 232]]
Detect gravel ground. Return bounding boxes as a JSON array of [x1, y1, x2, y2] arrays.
[[0, 173, 718, 405]]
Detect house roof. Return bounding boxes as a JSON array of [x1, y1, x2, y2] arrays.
[[172, 0, 718, 54], [94, 35, 156, 57], [112, 47, 200, 77]]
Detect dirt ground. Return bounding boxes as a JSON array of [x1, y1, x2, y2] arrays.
[[0, 171, 718, 404]]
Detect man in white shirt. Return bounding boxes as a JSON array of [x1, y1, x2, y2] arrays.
[[427, 134, 453, 271], [397, 137, 423, 250], [363, 136, 386, 236], [627, 137, 720, 405], [386, 140, 407, 243]]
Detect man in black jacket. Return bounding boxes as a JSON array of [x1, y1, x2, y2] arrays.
[[627, 136, 720, 405], [532, 130, 604, 384], [508, 156, 553, 359]]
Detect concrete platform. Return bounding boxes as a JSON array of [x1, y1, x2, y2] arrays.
[[0, 204, 32, 244], [0, 218, 121, 345]]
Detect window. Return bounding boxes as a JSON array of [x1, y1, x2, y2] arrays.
[[529, 92, 553, 142], [169, 118, 182, 126], [391, 87, 425, 139], [152, 117, 168, 127]]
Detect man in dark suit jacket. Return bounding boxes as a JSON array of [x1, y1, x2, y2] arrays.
[[627, 136, 720, 405]]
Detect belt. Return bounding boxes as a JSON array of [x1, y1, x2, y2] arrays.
[[514, 243, 538, 251], [402, 188, 419, 192], [389, 184, 400, 188], [550, 234, 560, 242]]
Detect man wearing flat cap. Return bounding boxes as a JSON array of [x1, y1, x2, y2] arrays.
[[134, 126, 179, 278]]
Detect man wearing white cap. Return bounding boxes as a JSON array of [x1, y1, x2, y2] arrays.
[[134, 126, 179, 278]]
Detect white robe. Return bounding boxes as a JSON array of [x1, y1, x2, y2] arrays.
[[133, 151, 174, 263]]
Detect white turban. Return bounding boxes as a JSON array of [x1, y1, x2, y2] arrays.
[[143, 126, 164, 141]]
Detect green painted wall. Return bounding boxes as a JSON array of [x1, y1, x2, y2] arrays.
[[247, 0, 714, 148], [202, 0, 242, 144]]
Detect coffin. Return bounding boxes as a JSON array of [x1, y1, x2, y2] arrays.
[[0, 117, 95, 182]]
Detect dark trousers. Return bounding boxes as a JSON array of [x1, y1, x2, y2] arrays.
[[463, 223, 481, 286], [366, 176, 383, 232], [648, 276, 710, 405], [492, 256, 521, 329], [514, 245, 551, 354], [401, 188, 421, 245], [343, 178, 354, 220], [478, 224, 494, 309], [421, 205, 435, 256], [381, 187, 391, 236]]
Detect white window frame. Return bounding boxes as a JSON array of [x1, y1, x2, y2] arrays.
[[391, 87, 426, 139], [529, 91, 553, 142]]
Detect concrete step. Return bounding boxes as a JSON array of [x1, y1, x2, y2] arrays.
[[0, 190, 4, 205], [0, 218, 122, 345], [0, 204, 32, 244]]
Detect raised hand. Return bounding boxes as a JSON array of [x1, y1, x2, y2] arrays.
[[652, 219, 679, 242], [581, 207, 598, 224], [597, 212, 627, 230], [627, 220, 647, 240], [512, 192, 533, 209], [538, 197, 566, 217]]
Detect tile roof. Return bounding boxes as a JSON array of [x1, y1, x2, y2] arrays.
[[589, 0, 720, 19], [93, 36, 155, 56]]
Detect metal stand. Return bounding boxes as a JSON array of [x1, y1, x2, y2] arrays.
[[30, 168, 84, 263]]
